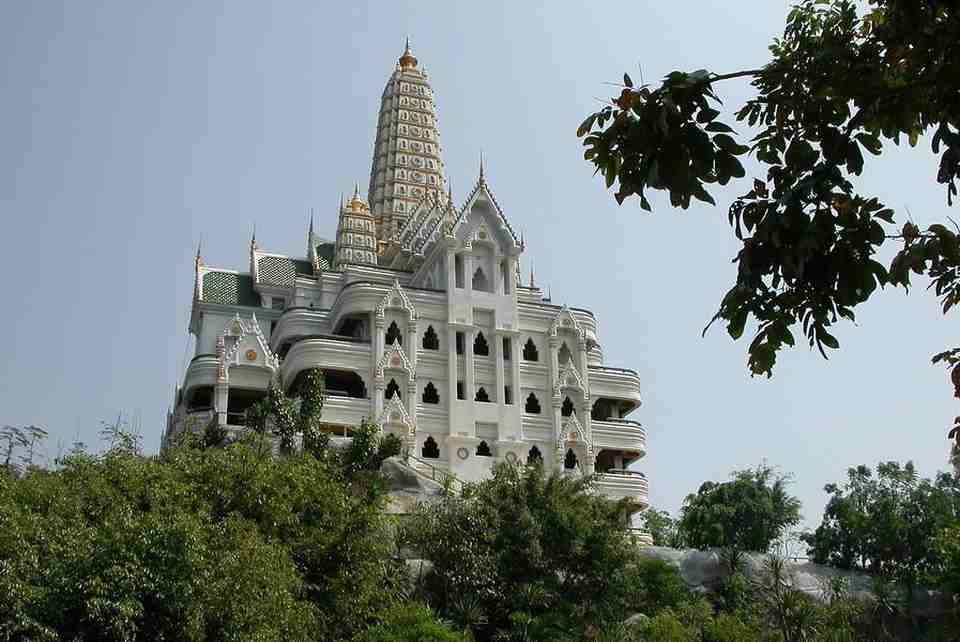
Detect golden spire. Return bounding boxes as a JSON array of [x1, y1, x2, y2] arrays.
[[398, 37, 418, 70], [347, 181, 371, 214]]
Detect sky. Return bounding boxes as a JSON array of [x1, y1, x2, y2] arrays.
[[1, 0, 957, 528]]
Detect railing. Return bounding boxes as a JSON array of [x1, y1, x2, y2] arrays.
[[403, 450, 464, 494]]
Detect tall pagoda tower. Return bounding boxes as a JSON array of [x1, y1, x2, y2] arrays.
[[367, 40, 448, 243]]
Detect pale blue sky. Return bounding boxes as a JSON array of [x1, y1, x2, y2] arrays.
[[1, 1, 956, 526]]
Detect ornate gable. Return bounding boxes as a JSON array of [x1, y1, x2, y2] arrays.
[[554, 362, 588, 400], [375, 278, 418, 321], [549, 306, 585, 342], [376, 343, 416, 379], [558, 413, 593, 454], [450, 180, 519, 251], [219, 313, 280, 378], [377, 395, 415, 433]]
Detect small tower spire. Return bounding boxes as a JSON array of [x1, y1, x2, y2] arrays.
[[399, 37, 418, 70], [530, 261, 536, 288], [250, 223, 257, 250], [479, 149, 485, 183]]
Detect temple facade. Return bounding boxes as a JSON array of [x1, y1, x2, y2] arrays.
[[164, 43, 648, 507]]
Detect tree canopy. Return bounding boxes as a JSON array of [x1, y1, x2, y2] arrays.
[[677, 466, 802, 554], [579, 0, 960, 378]]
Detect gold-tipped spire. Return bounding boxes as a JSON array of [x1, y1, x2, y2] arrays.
[[399, 37, 418, 70]]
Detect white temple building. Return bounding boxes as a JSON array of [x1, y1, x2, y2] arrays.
[[164, 42, 648, 508]]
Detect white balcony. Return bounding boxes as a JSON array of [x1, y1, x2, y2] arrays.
[[592, 419, 646, 456], [182, 354, 219, 396], [588, 366, 642, 412], [270, 307, 329, 352], [594, 469, 649, 508], [281, 336, 372, 389]]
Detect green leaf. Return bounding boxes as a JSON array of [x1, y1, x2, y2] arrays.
[[847, 141, 864, 175], [623, 73, 633, 88], [705, 122, 735, 133]]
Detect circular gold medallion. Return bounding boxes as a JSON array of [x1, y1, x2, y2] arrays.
[[245, 349, 258, 362]]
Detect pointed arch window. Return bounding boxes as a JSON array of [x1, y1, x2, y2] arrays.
[[385, 321, 403, 346], [475, 387, 490, 403], [421, 436, 440, 459], [385, 379, 401, 400], [527, 445, 543, 465], [476, 441, 492, 457], [525, 393, 541, 414], [564, 448, 579, 470], [522, 338, 539, 362], [473, 331, 489, 356], [561, 396, 575, 418], [472, 266, 490, 292], [422, 382, 440, 405], [558, 342, 572, 366], [422, 325, 439, 350]]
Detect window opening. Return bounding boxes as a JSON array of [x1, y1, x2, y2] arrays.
[[558, 342, 572, 366], [473, 331, 489, 356], [561, 397, 575, 418], [472, 266, 489, 292], [422, 382, 440, 404], [456, 332, 465, 355], [564, 448, 579, 470], [504, 386, 513, 405], [457, 381, 465, 400], [385, 321, 403, 346], [454, 255, 464, 288], [522, 338, 539, 361], [525, 393, 541, 414], [502, 337, 511, 360], [527, 445, 543, 465], [476, 440, 492, 457], [475, 387, 490, 403], [422, 325, 440, 350], [385, 379, 401, 400], [421, 436, 440, 459]]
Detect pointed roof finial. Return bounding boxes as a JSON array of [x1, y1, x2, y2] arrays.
[[520, 228, 526, 250], [399, 37, 418, 70], [195, 237, 202, 262], [353, 181, 361, 199], [308, 208, 315, 237], [547, 286, 552, 302], [479, 149, 485, 183], [250, 223, 257, 249], [530, 261, 536, 288]]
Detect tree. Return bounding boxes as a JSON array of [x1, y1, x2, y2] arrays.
[[801, 461, 960, 594], [243, 368, 327, 456], [639, 508, 682, 548], [0, 432, 405, 641], [578, 0, 960, 378], [354, 603, 469, 642], [677, 465, 802, 555], [403, 461, 648, 641]]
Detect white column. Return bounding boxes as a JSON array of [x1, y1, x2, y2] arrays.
[[464, 251, 474, 297], [373, 317, 385, 420], [215, 383, 229, 427]]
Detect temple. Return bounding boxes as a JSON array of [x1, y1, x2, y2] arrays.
[[164, 42, 648, 509]]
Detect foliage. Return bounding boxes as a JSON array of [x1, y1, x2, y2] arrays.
[[677, 465, 802, 554], [0, 434, 404, 641], [242, 368, 327, 456], [579, 0, 960, 377], [934, 525, 960, 599], [802, 462, 960, 592], [403, 461, 647, 641], [640, 507, 682, 547], [353, 602, 468, 642], [346, 420, 403, 476]]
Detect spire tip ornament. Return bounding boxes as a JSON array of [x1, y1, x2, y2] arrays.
[[399, 37, 418, 70]]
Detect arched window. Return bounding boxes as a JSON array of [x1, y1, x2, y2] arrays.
[[564, 448, 579, 470], [561, 396, 575, 418], [527, 445, 542, 465], [385, 379, 401, 400], [454, 255, 464, 288], [472, 266, 489, 292], [558, 342, 572, 366], [475, 387, 490, 403], [385, 321, 403, 346], [422, 436, 440, 459], [522, 338, 539, 361], [476, 441, 492, 457], [422, 325, 439, 350], [473, 331, 489, 356], [422, 382, 440, 404], [525, 393, 541, 414]]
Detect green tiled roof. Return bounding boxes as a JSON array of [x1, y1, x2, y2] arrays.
[[316, 243, 335, 270], [257, 255, 297, 286], [201, 272, 260, 307]]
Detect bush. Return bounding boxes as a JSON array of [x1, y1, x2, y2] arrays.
[[353, 602, 468, 642]]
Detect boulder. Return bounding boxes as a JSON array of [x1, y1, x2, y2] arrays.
[[381, 456, 446, 515]]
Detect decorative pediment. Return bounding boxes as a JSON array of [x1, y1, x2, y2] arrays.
[[376, 343, 415, 379], [375, 278, 417, 321], [549, 306, 585, 342], [450, 181, 519, 250], [220, 313, 280, 376], [557, 413, 593, 454], [377, 395, 415, 433], [554, 363, 588, 400]]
